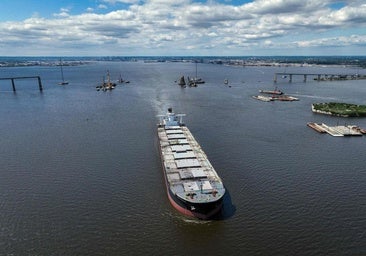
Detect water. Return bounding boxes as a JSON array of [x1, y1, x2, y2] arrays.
[[0, 60, 365, 255]]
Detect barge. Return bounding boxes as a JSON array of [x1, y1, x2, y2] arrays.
[[252, 95, 274, 102], [259, 89, 283, 95], [307, 122, 326, 133], [157, 108, 225, 219], [307, 122, 364, 136]]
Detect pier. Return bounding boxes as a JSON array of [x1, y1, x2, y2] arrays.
[[0, 76, 43, 92], [274, 73, 366, 83], [307, 122, 365, 137]]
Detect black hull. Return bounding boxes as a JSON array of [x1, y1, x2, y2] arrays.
[[166, 186, 223, 220]]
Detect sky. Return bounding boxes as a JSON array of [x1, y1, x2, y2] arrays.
[[0, 0, 365, 56]]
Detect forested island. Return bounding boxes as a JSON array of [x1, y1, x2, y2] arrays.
[[312, 102, 366, 117]]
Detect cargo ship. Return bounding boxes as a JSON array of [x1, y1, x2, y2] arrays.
[[157, 108, 225, 219]]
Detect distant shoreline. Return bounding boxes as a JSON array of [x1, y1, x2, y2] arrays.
[[1, 56, 366, 68]]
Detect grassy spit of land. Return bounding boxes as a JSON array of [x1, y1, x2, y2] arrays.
[[312, 102, 366, 117]]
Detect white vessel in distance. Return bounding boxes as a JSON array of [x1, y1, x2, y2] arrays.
[[157, 108, 225, 219]]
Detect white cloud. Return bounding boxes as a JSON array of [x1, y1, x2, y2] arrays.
[[53, 7, 71, 18], [295, 35, 366, 48], [102, 0, 141, 4], [60, 8, 70, 13], [320, 3, 366, 25], [98, 4, 108, 9], [0, 0, 365, 55]]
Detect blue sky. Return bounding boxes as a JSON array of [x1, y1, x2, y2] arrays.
[[0, 0, 365, 56]]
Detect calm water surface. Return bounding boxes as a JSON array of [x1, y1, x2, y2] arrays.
[[0, 61, 365, 255]]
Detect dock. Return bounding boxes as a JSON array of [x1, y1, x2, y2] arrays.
[[0, 76, 43, 92], [274, 73, 366, 83], [307, 122, 326, 133], [307, 122, 364, 136]]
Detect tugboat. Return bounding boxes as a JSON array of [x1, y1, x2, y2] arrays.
[[157, 108, 225, 219]]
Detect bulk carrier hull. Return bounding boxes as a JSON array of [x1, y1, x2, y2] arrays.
[[157, 109, 225, 220]]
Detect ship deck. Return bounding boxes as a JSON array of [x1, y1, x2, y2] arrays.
[[158, 125, 225, 204]]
